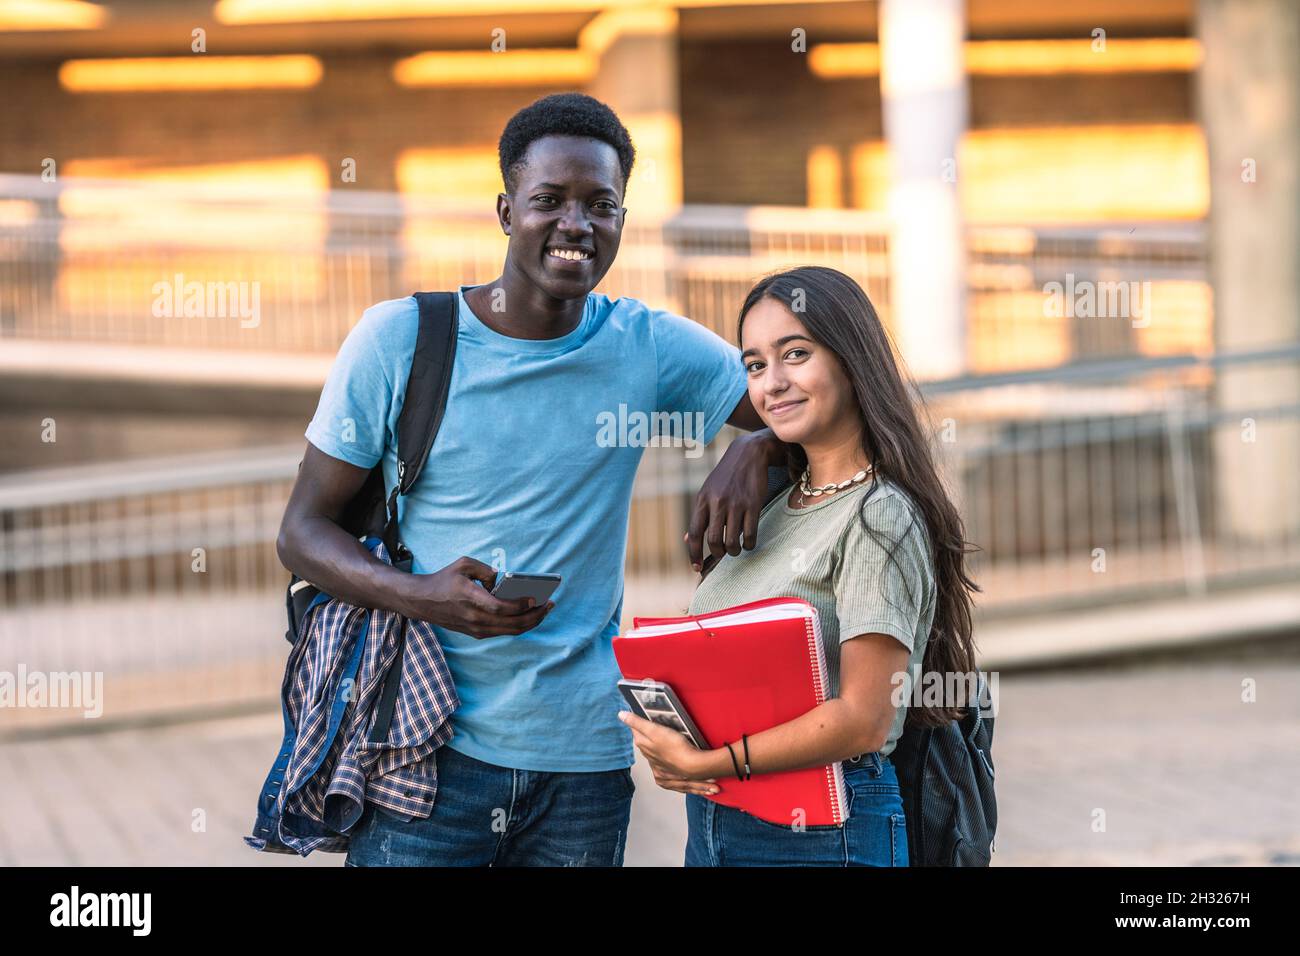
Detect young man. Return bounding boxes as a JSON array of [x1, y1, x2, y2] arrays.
[[278, 93, 781, 866]]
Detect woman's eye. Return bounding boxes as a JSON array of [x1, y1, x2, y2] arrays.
[[744, 361, 764, 373], [785, 348, 809, 361]]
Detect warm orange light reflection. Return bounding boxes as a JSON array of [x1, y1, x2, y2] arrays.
[[1133, 280, 1214, 356], [59, 55, 324, 92], [842, 125, 1209, 223], [393, 49, 595, 88], [59, 156, 329, 250], [216, 0, 605, 23], [969, 290, 1071, 373], [53, 158, 330, 326], [806, 146, 843, 208], [966, 38, 1203, 74], [957, 124, 1209, 223], [396, 146, 503, 197], [809, 43, 882, 78], [214, 0, 846, 25], [811, 38, 1202, 78], [0, 0, 107, 31], [0, 199, 40, 227], [966, 280, 1213, 374]]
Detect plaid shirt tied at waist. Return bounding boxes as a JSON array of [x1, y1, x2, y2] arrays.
[[245, 538, 459, 856]]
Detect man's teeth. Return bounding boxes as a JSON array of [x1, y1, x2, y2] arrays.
[[548, 248, 591, 261]]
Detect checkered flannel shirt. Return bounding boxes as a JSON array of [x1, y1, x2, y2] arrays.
[[245, 539, 458, 855]]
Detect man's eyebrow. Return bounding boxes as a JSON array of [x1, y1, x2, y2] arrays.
[[531, 181, 619, 196], [741, 334, 814, 359]]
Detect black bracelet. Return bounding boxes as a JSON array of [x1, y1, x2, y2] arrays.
[[724, 741, 744, 781], [742, 733, 752, 780]]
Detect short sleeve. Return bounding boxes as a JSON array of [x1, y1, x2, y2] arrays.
[[651, 309, 748, 447], [832, 490, 934, 653], [303, 304, 396, 469]]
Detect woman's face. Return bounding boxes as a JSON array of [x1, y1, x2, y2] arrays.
[[740, 296, 858, 446]]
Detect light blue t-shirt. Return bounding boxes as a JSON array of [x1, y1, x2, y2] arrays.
[[304, 283, 748, 771]]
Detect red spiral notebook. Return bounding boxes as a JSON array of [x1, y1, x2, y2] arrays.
[[613, 596, 848, 827]]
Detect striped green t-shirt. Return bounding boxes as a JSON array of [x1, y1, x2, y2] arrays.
[[687, 477, 936, 758]]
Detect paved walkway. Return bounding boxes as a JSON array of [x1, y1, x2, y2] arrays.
[[1, 651, 1296, 866]]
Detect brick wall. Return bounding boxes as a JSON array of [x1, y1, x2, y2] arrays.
[[0, 38, 1195, 203], [679, 37, 1195, 206], [0, 55, 560, 191]]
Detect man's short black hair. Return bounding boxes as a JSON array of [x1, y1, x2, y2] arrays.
[[498, 92, 636, 197]]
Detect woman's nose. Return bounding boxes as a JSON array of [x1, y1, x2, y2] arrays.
[[764, 371, 790, 393]]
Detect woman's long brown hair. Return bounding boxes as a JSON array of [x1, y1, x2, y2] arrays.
[[738, 265, 982, 727]]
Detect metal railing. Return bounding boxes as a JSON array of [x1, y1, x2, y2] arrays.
[[0, 174, 1209, 370], [0, 173, 1265, 729], [2, 345, 1298, 728], [926, 343, 1300, 610]]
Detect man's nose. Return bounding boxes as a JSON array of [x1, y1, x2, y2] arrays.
[[557, 202, 591, 234]]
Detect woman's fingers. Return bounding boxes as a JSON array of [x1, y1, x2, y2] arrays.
[[654, 776, 720, 796], [648, 762, 720, 795]]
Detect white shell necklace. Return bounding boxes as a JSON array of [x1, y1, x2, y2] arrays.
[[797, 464, 874, 507]]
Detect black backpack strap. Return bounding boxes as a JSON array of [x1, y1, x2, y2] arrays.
[[369, 291, 459, 745], [368, 618, 410, 744], [379, 291, 459, 563]]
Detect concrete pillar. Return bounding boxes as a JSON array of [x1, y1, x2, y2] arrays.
[[583, 5, 682, 310], [584, 5, 682, 218], [1197, 0, 1300, 542], [879, 0, 968, 381]]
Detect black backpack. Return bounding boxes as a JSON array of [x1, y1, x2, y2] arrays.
[[751, 469, 998, 866], [283, 290, 459, 741], [889, 669, 997, 866]]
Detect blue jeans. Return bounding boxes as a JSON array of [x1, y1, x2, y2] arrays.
[[684, 752, 908, 867], [344, 745, 634, 866]]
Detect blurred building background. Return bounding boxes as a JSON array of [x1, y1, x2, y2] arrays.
[[0, 0, 1296, 866]]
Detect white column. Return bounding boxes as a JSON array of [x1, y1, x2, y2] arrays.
[[879, 0, 968, 381], [1198, 0, 1300, 541]]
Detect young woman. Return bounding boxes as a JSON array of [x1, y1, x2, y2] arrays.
[[619, 265, 980, 867]]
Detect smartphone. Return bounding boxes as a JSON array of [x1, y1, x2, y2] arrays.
[[617, 678, 709, 749], [490, 571, 561, 605]]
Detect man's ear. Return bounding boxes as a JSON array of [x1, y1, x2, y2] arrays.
[[496, 192, 511, 236]]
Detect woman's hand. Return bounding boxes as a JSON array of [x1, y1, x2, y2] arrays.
[[618, 712, 721, 796]]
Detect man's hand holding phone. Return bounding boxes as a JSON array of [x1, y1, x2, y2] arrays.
[[403, 556, 555, 639]]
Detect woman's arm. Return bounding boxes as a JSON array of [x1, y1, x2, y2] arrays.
[[622, 632, 911, 790]]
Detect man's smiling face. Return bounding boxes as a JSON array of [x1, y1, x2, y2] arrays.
[[500, 134, 625, 301]]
